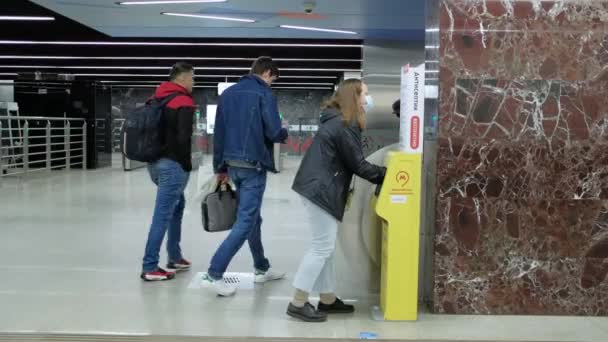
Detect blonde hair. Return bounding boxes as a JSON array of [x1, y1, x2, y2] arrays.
[[322, 79, 366, 129]]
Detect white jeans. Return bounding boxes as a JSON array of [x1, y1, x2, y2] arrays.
[[292, 197, 339, 294]]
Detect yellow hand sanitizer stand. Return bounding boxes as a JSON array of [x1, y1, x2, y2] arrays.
[[374, 64, 425, 321]]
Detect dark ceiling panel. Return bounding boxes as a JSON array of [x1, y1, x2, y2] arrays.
[[0, 0, 106, 40], [0, 1, 361, 87], [0, 44, 362, 60], [29, 0, 425, 40]]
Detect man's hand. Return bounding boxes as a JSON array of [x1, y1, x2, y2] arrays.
[[217, 172, 229, 184], [279, 127, 289, 144]]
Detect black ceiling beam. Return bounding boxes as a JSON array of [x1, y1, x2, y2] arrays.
[[1, 0, 107, 40], [0, 1, 361, 87], [0, 44, 362, 60], [0, 60, 361, 70]]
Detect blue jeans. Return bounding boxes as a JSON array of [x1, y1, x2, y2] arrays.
[[208, 167, 270, 279], [142, 159, 190, 273]]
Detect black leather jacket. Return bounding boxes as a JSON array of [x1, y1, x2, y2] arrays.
[[292, 108, 386, 221]]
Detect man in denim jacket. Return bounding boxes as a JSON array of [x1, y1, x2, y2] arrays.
[[204, 57, 288, 296]]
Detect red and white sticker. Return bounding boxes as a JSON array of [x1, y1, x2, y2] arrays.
[[400, 64, 425, 153], [410, 115, 420, 150]]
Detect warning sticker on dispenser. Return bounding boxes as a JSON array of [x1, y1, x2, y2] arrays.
[[390, 195, 407, 204]]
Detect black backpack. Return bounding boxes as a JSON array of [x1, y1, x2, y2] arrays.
[[121, 93, 179, 163]]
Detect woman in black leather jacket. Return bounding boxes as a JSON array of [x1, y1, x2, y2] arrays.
[[286, 79, 387, 322]]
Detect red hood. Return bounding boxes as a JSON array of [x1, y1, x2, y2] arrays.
[[155, 81, 190, 98]]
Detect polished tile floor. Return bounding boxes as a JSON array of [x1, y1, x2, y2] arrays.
[[0, 157, 606, 342]]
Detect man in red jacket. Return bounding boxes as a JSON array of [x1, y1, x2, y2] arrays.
[[141, 62, 195, 281]]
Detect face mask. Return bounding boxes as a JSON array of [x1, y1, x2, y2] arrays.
[[363, 95, 375, 112]]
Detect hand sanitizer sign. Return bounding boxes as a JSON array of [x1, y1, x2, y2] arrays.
[[375, 63, 426, 321], [399, 64, 425, 154]]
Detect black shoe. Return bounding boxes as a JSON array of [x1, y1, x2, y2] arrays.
[[287, 302, 327, 322], [318, 298, 355, 314]]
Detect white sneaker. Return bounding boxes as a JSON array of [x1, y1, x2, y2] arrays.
[[254, 269, 286, 284], [201, 273, 237, 297]]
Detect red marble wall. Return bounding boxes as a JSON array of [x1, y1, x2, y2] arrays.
[[435, 0, 608, 315]]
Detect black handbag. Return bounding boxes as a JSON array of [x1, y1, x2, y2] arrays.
[[202, 183, 237, 232]]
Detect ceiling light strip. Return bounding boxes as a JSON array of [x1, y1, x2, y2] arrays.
[[99, 81, 333, 85], [0, 16, 55, 21], [273, 87, 333, 90], [283, 68, 360, 72], [110, 84, 217, 88], [161, 12, 255, 23], [108, 84, 332, 90], [75, 74, 336, 79], [98, 80, 166, 83], [271, 82, 333, 86], [0, 65, 359, 72], [0, 40, 362, 48], [10, 81, 70, 85], [0, 56, 361, 62], [280, 25, 357, 35], [119, 0, 227, 5]]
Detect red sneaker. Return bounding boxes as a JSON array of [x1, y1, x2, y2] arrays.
[[140, 268, 175, 281], [167, 258, 191, 272]]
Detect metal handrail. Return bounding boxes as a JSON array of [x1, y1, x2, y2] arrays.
[[0, 116, 87, 184], [0, 116, 86, 122]]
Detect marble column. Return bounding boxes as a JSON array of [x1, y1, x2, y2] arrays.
[[434, 0, 608, 315]]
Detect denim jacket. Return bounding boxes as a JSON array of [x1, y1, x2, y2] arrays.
[[213, 74, 288, 173]]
